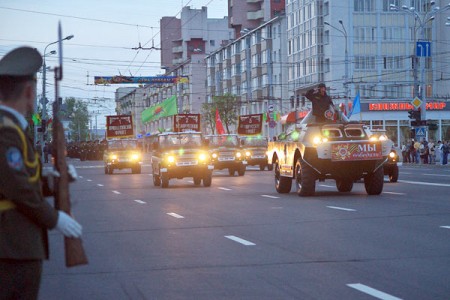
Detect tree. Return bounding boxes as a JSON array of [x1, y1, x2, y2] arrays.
[[212, 94, 239, 134], [65, 97, 90, 141], [201, 102, 216, 134]]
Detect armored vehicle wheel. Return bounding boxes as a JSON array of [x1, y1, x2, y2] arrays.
[[161, 175, 169, 188], [237, 165, 245, 176], [203, 173, 212, 187], [364, 167, 384, 195], [267, 163, 273, 171], [228, 168, 235, 176], [336, 178, 353, 192], [107, 165, 113, 175], [389, 165, 399, 182], [295, 159, 316, 196], [132, 165, 141, 174], [193, 176, 201, 185], [275, 162, 292, 193], [153, 173, 161, 186]]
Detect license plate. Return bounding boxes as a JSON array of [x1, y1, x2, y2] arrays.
[[218, 157, 234, 161], [176, 161, 196, 166]]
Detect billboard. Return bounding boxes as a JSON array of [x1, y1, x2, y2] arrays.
[[237, 114, 263, 135], [106, 115, 134, 139], [173, 114, 201, 132], [94, 75, 189, 85]]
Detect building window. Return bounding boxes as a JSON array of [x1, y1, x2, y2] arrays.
[[355, 56, 376, 70], [210, 40, 215, 47], [383, 0, 400, 11], [354, 0, 375, 12]]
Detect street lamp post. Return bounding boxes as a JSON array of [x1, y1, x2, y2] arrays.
[[41, 34, 74, 143], [390, 2, 450, 121], [324, 20, 349, 114]]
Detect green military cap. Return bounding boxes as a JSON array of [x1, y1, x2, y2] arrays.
[[0, 47, 42, 77]]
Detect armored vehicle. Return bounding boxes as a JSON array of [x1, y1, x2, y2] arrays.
[[103, 139, 142, 174], [240, 135, 272, 171], [206, 134, 247, 176], [369, 130, 400, 183], [151, 131, 213, 188], [267, 109, 393, 196]]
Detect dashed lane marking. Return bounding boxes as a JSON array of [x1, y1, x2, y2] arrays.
[[347, 283, 402, 300], [134, 200, 146, 204], [86, 179, 92, 182], [440, 226, 450, 229], [398, 180, 450, 187], [423, 173, 450, 177], [327, 206, 356, 212], [218, 187, 232, 191], [261, 195, 280, 199], [319, 184, 335, 188], [112, 190, 121, 194], [225, 235, 255, 246], [167, 212, 184, 219], [383, 192, 406, 195], [97, 184, 103, 187]]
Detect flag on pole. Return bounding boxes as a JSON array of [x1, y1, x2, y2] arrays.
[[32, 113, 41, 125], [348, 92, 361, 118], [215, 109, 226, 134]]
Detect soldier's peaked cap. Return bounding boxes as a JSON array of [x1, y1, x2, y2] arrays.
[[318, 83, 326, 88], [0, 47, 42, 77]]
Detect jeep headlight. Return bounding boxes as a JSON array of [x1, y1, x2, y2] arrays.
[[245, 151, 251, 157], [167, 155, 176, 163], [198, 153, 207, 161], [212, 153, 218, 159], [235, 152, 242, 158], [389, 151, 396, 159], [313, 136, 328, 145], [131, 153, 140, 160], [110, 154, 118, 160]]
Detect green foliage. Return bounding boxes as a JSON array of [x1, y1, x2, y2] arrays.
[[201, 102, 216, 134], [201, 94, 239, 134], [65, 97, 90, 141]]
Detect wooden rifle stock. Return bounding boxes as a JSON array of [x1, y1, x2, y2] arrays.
[[52, 23, 88, 267]]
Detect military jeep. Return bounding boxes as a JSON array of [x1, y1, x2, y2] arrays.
[[206, 134, 247, 176], [240, 135, 271, 171], [151, 131, 213, 188], [103, 139, 142, 174]]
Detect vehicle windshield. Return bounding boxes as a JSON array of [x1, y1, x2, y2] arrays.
[[208, 135, 239, 147], [159, 133, 202, 148], [241, 136, 267, 147], [107, 139, 138, 150]]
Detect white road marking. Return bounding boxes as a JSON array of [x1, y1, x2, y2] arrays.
[[261, 195, 280, 199], [134, 200, 146, 204], [347, 283, 402, 300], [167, 212, 184, 219], [440, 226, 450, 229], [86, 179, 92, 182], [383, 192, 406, 195], [319, 184, 335, 188], [225, 235, 255, 246], [97, 184, 104, 187], [218, 187, 232, 191], [78, 176, 83, 178], [398, 180, 450, 187], [327, 206, 356, 212], [112, 190, 121, 194], [423, 173, 450, 177], [270, 207, 283, 209]]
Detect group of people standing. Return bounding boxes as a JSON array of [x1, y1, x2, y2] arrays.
[[401, 139, 449, 165]]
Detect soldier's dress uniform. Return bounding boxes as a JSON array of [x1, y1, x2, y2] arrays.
[[305, 83, 334, 123], [0, 47, 58, 299]]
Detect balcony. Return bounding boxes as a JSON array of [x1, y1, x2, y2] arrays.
[[247, 0, 263, 3], [172, 46, 183, 54], [247, 10, 263, 20]]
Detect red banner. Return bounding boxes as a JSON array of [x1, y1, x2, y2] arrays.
[[331, 142, 382, 161], [106, 115, 134, 139], [173, 114, 201, 132], [237, 114, 263, 135], [216, 109, 226, 135]]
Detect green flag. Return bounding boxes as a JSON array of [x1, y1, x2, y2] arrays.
[[32, 113, 41, 125], [141, 95, 178, 123]]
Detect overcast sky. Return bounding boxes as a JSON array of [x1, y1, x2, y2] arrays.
[[0, 0, 228, 128]]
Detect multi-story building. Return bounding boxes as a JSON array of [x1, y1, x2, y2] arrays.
[[206, 15, 288, 137], [287, 0, 450, 145], [229, 0, 286, 37]]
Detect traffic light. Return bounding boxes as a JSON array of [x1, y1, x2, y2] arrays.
[[408, 110, 414, 119], [41, 119, 47, 133], [408, 110, 421, 121]]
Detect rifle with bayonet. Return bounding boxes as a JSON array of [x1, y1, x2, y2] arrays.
[[52, 22, 88, 267]]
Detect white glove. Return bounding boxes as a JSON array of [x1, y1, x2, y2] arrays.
[[68, 164, 78, 182], [56, 211, 82, 238]]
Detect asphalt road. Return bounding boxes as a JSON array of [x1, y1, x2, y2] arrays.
[[39, 161, 450, 300]]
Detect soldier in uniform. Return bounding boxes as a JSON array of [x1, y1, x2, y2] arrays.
[[0, 47, 82, 299], [305, 83, 334, 123]]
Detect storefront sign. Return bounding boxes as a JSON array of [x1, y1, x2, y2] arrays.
[[368, 102, 446, 111]]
